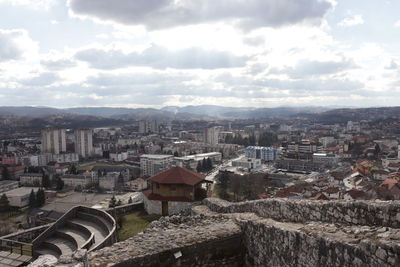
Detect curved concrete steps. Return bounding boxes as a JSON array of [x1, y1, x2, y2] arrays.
[[69, 218, 107, 248], [57, 227, 88, 249], [35, 242, 61, 258], [44, 236, 76, 256], [33, 206, 116, 259]]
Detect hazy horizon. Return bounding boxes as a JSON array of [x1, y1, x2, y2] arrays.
[[0, 104, 383, 110]]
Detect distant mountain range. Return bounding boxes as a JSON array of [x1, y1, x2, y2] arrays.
[[0, 105, 399, 124], [0, 105, 333, 119]]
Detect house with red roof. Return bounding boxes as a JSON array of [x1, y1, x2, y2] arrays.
[[143, 166, 212, 215], [344, 189, 367, 200], [377, 179, 400, 200]]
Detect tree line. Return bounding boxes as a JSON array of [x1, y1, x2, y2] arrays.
[[216, 172, 269, 202], [196, 158, 213, 173], [29, 188, 46, 208]]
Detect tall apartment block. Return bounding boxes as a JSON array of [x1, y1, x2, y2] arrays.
[[41, 128, 66, 155], [74, 128, 93, 158], [140, 154, 174, 176], [204, 126, 223, 145], [139, 120, 160, 134]]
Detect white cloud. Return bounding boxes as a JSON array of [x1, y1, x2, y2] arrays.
[[75, 45, 248, 70], [20, 72, 60, 86], [279, 58, 357, 78], [385, 60, 398, 70], [0, 0, 55, 10], [68, 0, 333, 30], [394, 20, 400, 28], [1, 0, 400, 108], [337, 14, 364, 27], [0, 29, 37, 62]]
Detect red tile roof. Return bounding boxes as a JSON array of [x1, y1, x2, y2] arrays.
[[324, 187, 340, 194], [345, 189, 366, 199], [379, 179, 400, 190], [315, 193, 329, 200], [149, 166, 205, 186]]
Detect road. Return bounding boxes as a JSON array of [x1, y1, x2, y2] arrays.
[[205, 154, 245, 190]]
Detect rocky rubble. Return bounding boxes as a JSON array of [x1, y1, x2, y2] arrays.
[[27, 250, 87, 267]]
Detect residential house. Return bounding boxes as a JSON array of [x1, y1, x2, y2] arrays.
[[4, 187, 40, 207], [377, 179, 400, 200], [125, 178, 147, 191], [344, 189, 367, 200]]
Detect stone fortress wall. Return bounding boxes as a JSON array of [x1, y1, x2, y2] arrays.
[[29, 198, 400, 267], [204, 198, 400, 267], [203, 198, 400, 228]]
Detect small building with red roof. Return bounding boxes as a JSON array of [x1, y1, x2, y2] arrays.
[[377, 179, 400, 200], [143, 166, 212, 215]]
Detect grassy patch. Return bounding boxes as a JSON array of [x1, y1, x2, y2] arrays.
[[78, 162, 129, 171], [117, 211, 160, 241]]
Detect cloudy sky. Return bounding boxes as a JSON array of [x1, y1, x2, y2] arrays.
[[0, 0, 399, 108]]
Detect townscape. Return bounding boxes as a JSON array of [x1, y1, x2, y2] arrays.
[[0, 107, 399, 219], [1, 0, 400, 266], [0, 106, 400, 265]]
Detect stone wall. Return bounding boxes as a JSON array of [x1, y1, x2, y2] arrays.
[[143, 197, 161, 215], [204, 198, 400, 228], [90, 215, 244, 267], [241, 218, 400, 267], [143, 197, 198, 215], [106, 202, 144, 217], [168, 201, 196, 215]]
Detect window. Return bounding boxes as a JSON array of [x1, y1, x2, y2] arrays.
[[171, 185, 177, 191]]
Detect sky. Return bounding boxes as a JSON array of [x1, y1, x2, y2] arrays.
[[0, 0, 399, 108]]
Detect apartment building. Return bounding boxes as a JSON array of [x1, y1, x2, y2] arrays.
[[245, 146, 277, 161], [41, 128, 66, 155], [140, 154, 174, 176], [74, 129, 94, 158]]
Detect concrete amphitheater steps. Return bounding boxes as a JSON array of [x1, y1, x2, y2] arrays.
[[68, 218, 107, 248], [33, 206, 116, 260], [76, 211, 113, 232], [57, 227, 88, 249], [44, 237, 76, 256]]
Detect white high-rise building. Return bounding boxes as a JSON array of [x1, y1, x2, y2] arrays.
[[140, 154, 174, 176], [74, 129, 93, 158], [204, 126, 222, 145], [41, 128, 66, 155], [139, 120, 159, 134]]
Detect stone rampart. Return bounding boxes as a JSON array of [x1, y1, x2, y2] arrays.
[[105, 202, 144, 217], [204, 198, 400, 228], [90, 215, 244, 267], [241, 218, 400, 267]]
